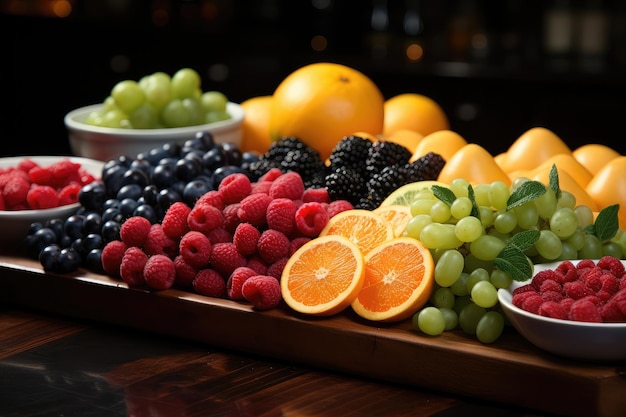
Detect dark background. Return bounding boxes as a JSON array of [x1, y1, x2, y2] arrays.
[[1, 0, 625, 158]]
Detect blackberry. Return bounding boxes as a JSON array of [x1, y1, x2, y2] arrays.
[[365, 141, 412, 177], [365, 165, 410, 208], [328, 135, 373, 178], [405, 152, 446, 181], [325, 167, 368, 206]]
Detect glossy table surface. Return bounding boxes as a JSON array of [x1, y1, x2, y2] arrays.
[[0, 306, 559, 417]]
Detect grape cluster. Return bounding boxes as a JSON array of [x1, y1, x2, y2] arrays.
[[408, 168, 624, 343], [24, 132, 259, 274], [85, 68, 231, 129]]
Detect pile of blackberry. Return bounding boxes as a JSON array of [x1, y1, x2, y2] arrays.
[[245, 135, 445, 209]]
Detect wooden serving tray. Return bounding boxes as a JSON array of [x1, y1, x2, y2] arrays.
[[1, 253, 625, 417]]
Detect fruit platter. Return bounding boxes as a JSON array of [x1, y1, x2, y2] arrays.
[[2, 65, 626, 417]]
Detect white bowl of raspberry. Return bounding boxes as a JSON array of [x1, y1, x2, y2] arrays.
[[0, 156, 104, 246], [498, 257, 626, 362], [65, 102, 244, 162]]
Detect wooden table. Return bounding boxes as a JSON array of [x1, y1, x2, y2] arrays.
[[1, 253, 624, 417]]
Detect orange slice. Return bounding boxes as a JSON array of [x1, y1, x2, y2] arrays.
[[373, 204, 412, 237], [280, 235, 365, 316], [352, 237, 435, 322], [319, 209, 394, 255]]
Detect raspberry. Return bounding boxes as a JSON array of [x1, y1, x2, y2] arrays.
[[560, 297, 575, 314], [599, 272, 620, 295], [555, 261, 578, 283], [269, 172, 305, 200], [101, 240, 127, 277], [3, 176, 29, 208], [511, 284, 536, 296], [17, 158, 38, 172], [173, 255, 198, 288], [302, 187, 330, 204], [222, 203, 241, 233], [538, 300, 567, 320], [144, 254, 176, 290], [209, 242, 247, 277], [26, 185, 59, 209], [258, 167, 283, 182], [250, 181, 271, 195], [246, 256, 268, 275], [539, 279, 562, 294], [580, 267, 603, 292], [179, 230, 212, 268], [120, 247, 148, 287], [326, 200, 354, 218], [540, 290, 563, 303], [161, 202, 191, 239], [58, 183, 82, 206], [218, 173, 251, 204], [188, 202, 224, 234], [193, 268, 226, 298], [289, 236, 311, 256], [512, 290, 538, 308], [257, 229, 290, 264], [563, 281, 592, 300], [120, 216, 152, 248], [237, 193, 272, 226], [46, 159, 82, 188], [233, 223, 260, 256], [196, 190, 224, 211], [226, 266, 257, 300], [576, 259, 596, 270], [601, 300, 626, 322], [266, 198, 297, 236], [294, 202, 330, 237], [207, 227, 232, 244], [266, 256, 289, 279], [521, 294, 543, 314], [569, 298, 602, 322], [597, 255, 625, 277], [532, 269, 559, 290], [241, 275, 282, 310], [144, 224, 179, 257]]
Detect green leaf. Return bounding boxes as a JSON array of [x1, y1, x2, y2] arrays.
[[468, 184, 480, 218], [432, 185, 456, 207], [506, 180, 546, 210], [506, 229, 540, 252], [494, 246, 534, 282], [594, 204, 620, 242], [548, 164, 561, 200]]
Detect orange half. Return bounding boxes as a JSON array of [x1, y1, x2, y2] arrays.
[[319, 209, 394, 255]]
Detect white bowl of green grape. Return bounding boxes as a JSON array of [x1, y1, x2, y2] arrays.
[[65, 68, 244, 161]]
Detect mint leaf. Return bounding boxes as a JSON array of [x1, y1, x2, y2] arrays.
[[432, 185, 456, 206], [468, 184, 480, 218], [506, 229, 540, 252], [594, 204, 620, 242], [506, 180, 546, 210], [494, 246, 534, 282], [549, 164, 561, 200]]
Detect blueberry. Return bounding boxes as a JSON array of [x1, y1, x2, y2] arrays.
[[151, 163, 176, 189], [183, 131, 215, 153], [56, 248, 81, 273], [170, 180, 187, 197], [82, 233, 104, 253], [117, 183, 143, 201], [221, 142, 243, 166], [203, 147, 226, 171], [102, 164, 128, 197], [71, 237, 85, 256], [157, 188, 182, 210], [183, 180, 212, 206], [102, 206, 124, 223], [129, 158, 153, 177], [119, 198, 139, 219], [212, 165, 244, 188], [64, 214, 85, 240], [103, 198, 120, 211], [175, 157, 202, 182], [44, 218, 65, 241], [101, 220, 121, 242], [78, 181, 107, 211], [241, 151, 260, 170], [83, 212, 103, 235], [141, 143, 180, 165], [119, 168, 150, 190], [39, 244, 62, 271], [60, 234, 73, 249], [142, 185, 159, 206], [133, 204, 157, 224], [85, 248, 105, 274]]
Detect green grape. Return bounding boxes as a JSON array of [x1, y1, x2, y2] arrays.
[[565, 228, 586, 251], [430, 287, 456, 309], [161, 99, 191, 128], [602, 241, 624, 258], [466, 268, 490, 294], [535, 186, 557, 220], [578, 234, 603, 259], [469, 235, 506, 261], [490, 269, 512, 289], [102, 96, 118, 112], [473, 183, 491, 207], [439, 307, 459, 331], [557, 241, 578, 260], [535, 229, 563, 260], [550, 207, 578, 239], [450, 196, 473, 219], [101, 108, 130, 128], [453, 295, 472, 315], [557, 190, 576, 209], [430, 200, 451, 223], [111, 80, 146, 115], [449, 178, 470, 198], [415, 188, 436, 201], [454, 216, 483, 242], [405, 214, 433, 239], [182, 97, 203, 125], [476, 311, 505, 344], [450, 272, 470, 296], [141, 72, 172, 110], [415, 307, 446, 336], [463, 253, 493, 273], [171, 68, 201, 99], [411, 198, 437, 216], [130, 103, 158, 129], [488, 180, 510, 211], [510, 176, 530, 192], [493, 211, 517, 234], [513, 201, 539, 229], [470, 280, 498, 308], [458, 302, 487, 335], [434, 249, 464, 287], [478, 206, 494, 228], [420, 223, 463, 250], [201, 91, 228, 113], [575, 205, 594, 228], [205, 110, 230, 124]]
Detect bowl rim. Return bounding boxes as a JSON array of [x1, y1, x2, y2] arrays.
[[64, 102, 244, 138], [498, 259, 626, 329]]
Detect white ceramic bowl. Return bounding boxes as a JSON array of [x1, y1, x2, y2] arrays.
[[65, 102, 244, 161], [498, 259, 626, 362], [0, 156, 104, 245]]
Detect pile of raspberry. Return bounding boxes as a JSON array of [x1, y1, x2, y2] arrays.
[[512, 256, 626, 323], [0, 158, 97, 210], [100, 168, 354, 310]]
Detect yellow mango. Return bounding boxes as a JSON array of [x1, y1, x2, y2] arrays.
[[410, 130, 467, 163], [531, 153, 593, 189], [572, 143, 621, 176], [532, 166, 598, 212], [437, 143, 511, 186], [502, 127, 571, 173], [586, 156, 626, 230]]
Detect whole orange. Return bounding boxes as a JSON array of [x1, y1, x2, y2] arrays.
[[239, 95, 273, 154], [269, 63, 384, 160], [383, 93, 450, 137]]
